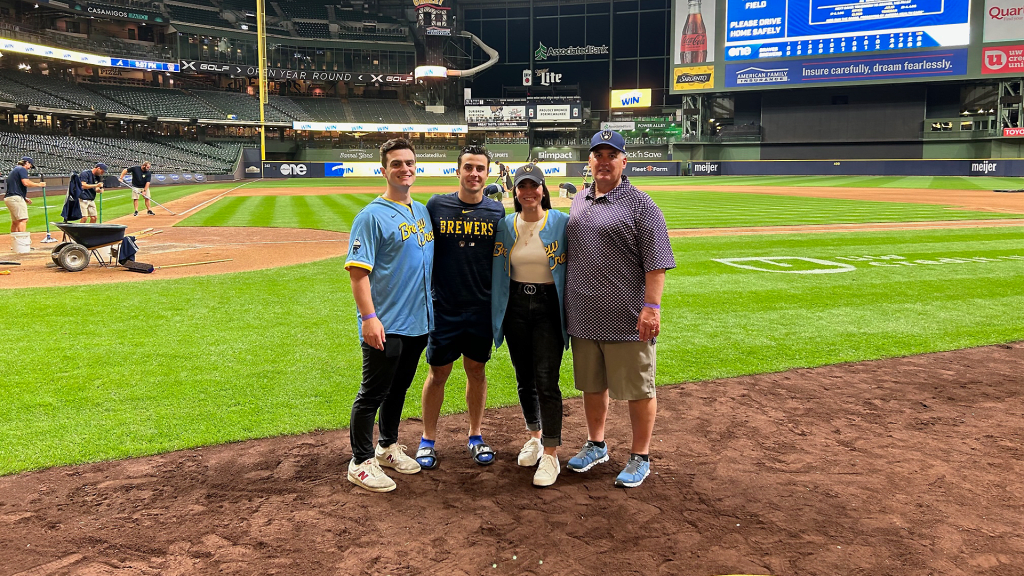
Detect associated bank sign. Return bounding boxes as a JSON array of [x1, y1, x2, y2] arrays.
[[534, 42, 609, 60]]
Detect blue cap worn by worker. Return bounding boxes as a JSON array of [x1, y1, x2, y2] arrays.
[[589, 130, 627, 154], [95, 162, 109, 172]]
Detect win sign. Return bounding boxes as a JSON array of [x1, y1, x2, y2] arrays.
[[611, 88, 652, 109]]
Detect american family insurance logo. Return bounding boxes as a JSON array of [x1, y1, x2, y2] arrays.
[[982, 45, 1024, 74], [734, 67, 789, 84]]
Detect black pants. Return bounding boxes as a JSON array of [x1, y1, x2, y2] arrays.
[[503, 282, 564, 447], [349, 333, 428, 463]]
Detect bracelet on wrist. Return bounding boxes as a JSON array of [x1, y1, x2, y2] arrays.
[[361, 312, 377, 321], [643, 303, 661, 310]]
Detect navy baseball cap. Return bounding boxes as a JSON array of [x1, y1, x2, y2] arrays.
[[513, 163, 545, 188], [95, 162, 108, 171], [21, 156, 34, 165], [589, 130, 627, 154]]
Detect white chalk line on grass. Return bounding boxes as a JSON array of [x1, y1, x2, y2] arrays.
[[176, 179, 262, 217]]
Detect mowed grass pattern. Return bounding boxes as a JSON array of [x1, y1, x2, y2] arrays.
[[2, 227, 1023, 474], [177, 189, 1023, 233], [633, 175, 1024, 190]]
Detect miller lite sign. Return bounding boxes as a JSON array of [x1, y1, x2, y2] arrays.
[[523, 69, 533, 86]]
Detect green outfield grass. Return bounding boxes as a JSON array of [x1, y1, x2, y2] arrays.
[[2, 226, 1023, 475], [176, 188, 1024, 233], [629, 175, 1024, 190], [8, 181, 241, 234]]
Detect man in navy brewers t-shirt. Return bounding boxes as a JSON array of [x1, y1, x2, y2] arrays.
[[415, 145, 506, 470], [78, 163, 107, 223], [120, 161, 154, 216]]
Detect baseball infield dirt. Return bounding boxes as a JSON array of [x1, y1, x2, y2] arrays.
[[1, 342, 1021, 575]]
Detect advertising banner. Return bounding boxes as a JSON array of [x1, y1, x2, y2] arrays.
[[610, 89, 653, 108], [690, 159, 1024, 176], [725, 48, 968, 88], [1005, 127, 1024, 137], [531, 148, 578, 162], [981, 44, 1024, 74], [723, 0, 970, 61], [78, 2, 165, 23], [323, 162, 566, 178], [601, 121, 636, 131], [465, 104, 528, 129], [0, 38, 178, 71], [292, 121, 467, 134], [984, 0, 1024, 43], [261, 162, 324, 178], [628, 148, 672, 161], [625, 162, 683, 176], [178, 61, 413, 83], [674, 0, 716, 66], [532, 104, 572, 122], [674, 65, 715, 91]]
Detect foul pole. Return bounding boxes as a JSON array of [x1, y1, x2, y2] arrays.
[[256, 0, 268, 162]]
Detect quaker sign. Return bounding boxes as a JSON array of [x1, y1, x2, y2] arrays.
[[178, 61, 414, 84]]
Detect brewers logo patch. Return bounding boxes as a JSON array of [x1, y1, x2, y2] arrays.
[[601, 130, 613, 140], [673, 65, 714, 91]]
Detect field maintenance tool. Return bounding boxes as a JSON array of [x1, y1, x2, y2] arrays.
[[50, 222, 126, 272], [0, 261, 22, 266], [39, 171, 57, 243], [156, 259, 232, 270], [120, 179, 176, 215]]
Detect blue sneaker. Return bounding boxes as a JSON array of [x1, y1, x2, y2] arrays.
[[614, 455, 651, 488], [566, 441, 609, 473]]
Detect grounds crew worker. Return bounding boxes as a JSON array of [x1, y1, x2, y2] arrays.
[[4, 157, 45, 233], [120, 161, 154, 216], [344, 138, 434, 493], [79, 163, 107, 223]]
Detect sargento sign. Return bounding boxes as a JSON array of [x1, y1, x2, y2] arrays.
[[981, 45, 1024, 74], [1005, 127, 1024, 137], [178, 61, 413, 83]]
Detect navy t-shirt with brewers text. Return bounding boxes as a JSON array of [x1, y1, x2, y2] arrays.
[[79, 170, 98, 201], [4, 166, 29, 198], [127, 166, 151, 188], [426, 192, 505, 312]]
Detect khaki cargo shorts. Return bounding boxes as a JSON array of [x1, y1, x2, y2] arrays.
[[4, 195, 28, 221], [79, 199, 97, 218], [131, 187, 149, 200], [571, 337, 657, 401]]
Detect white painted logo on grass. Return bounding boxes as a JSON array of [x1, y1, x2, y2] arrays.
[[713, 257, 856, 274]]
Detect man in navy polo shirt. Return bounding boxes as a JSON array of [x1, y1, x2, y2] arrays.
[[78, 163, 107, 223], [120, 161, 154, 216], [564, 130, 676, 488], [344, 138, 434, 493]]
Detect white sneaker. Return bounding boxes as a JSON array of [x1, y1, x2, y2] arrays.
[[533, 454, 560, 487], [348, 457, 396, 492], [518, 437, 543, 467], [375, 443, 422, 475]]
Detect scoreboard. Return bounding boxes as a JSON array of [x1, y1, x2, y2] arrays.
[[724, 0, 971, 61]]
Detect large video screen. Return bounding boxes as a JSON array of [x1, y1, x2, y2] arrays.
[[723, 0, 971, 61]]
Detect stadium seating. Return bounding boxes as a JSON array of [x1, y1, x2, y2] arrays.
[[193, 90, 298, 122], [90, 85, 226, 119], [164, 3, 232, 28], [278, 2, 330, 20], [0, 70, 137, 115], [0, 70, 78, 110], [293, 21, 331, 39], [0, 132, 242, 175]]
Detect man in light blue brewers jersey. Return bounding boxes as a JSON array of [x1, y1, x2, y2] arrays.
[[344, 138, 435, 493]]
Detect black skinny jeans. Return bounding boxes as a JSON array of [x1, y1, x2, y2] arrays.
[[349, 333, 428, 463], [503, 282, 564, 447]]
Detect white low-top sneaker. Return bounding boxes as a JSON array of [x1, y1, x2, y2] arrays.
[[348, 458, 396, 492], [518, 437, 543, 467], [375, 443, 422, 475], [533, 454, 560, 487]]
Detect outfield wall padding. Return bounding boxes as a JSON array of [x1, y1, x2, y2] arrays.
[[689, 159, 1024, 177]]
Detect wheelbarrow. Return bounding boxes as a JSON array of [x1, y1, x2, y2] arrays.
[[51, 222, 127, 272]]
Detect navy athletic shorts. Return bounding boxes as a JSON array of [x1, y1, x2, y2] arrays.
[[426, 306, 493, 366]]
